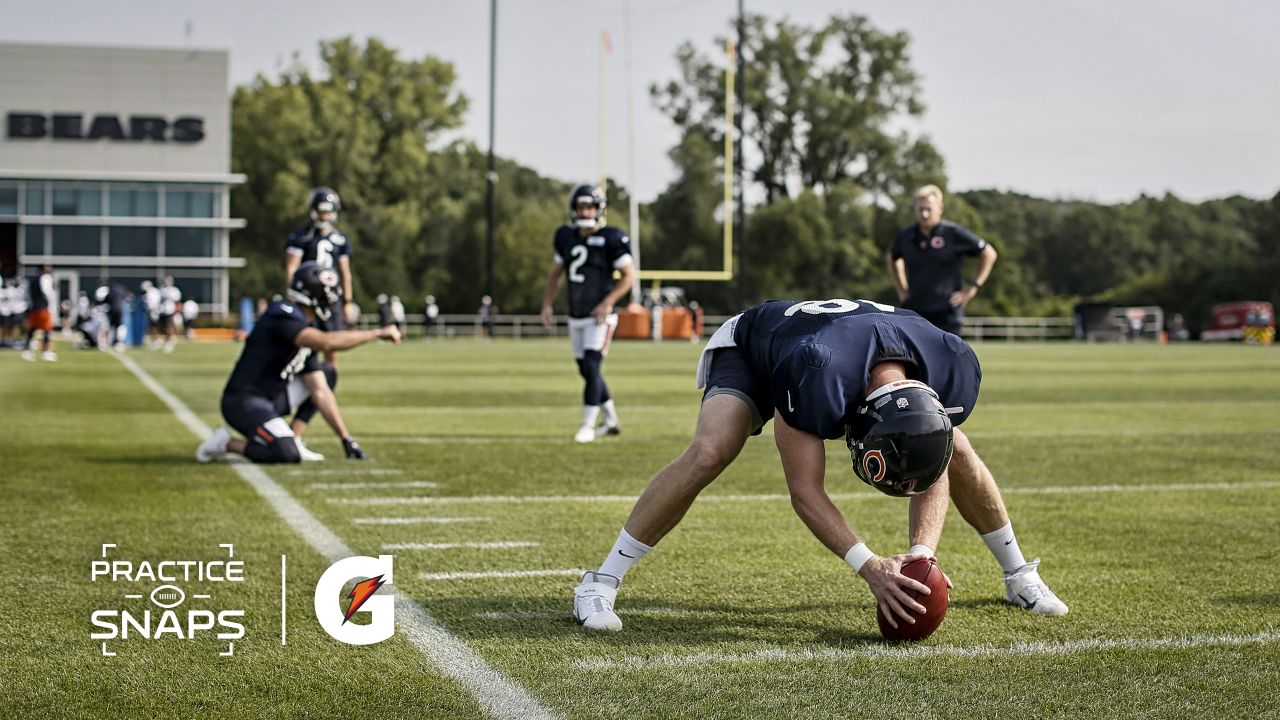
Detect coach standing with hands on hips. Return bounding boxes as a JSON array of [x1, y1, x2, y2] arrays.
[[888, 185, 997, 336]]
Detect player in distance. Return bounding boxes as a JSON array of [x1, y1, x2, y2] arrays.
[[572, 298, 1067, 632], [540, 185, 637, 443], [195, 262, 399, 464]]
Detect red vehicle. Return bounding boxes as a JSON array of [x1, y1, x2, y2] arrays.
[[1200, 301, 1275, 345]]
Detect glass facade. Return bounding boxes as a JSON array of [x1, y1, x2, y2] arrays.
[[24, 224, 46, 255], [165, 188, 216, 218], [51, 183, 102, 216], [167, 227, 215, 257], [0, 183, 16, 215], [109, 186, 159, 217], [109, 226, 158, 256]]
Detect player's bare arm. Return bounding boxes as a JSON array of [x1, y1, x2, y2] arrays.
[[774, 411, 933, 626], [592, 262, 635, 324], [295, 325, 400, 354], [337, 255, 355, 322], [285, 252, 302, 284], [951, 243, 998, 308], [540, 262, 565, 327], [888, 254, 909, 303]]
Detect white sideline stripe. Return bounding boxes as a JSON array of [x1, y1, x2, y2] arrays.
[[307, 481, 439, 491], [574, 629, 1280, 670], [288, 468, 404, 477], [330, 479, 1280, 507], [354, 517, 491, 525], [383, 541, 540, 550], [480, 607, 681, 620], [423, 569, 587, 581], [114, 354, 556, 720]]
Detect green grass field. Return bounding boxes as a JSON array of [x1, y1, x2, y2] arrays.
[[3, 338, 1279, 719]]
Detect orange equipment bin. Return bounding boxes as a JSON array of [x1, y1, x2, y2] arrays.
[[614, 306, 650, 339], [661, 308, 695, 339]]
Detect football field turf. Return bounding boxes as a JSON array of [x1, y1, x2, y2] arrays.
[[3, 338, 1278, 719]]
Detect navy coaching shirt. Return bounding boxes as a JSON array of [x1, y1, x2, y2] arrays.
[[223, 300, 312, 403], [734, 299, 982, 439], [891, 221, 987, 315], [552, 225, 632, 318]]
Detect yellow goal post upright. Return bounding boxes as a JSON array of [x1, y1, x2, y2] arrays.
[[635, 38, 737, 339]]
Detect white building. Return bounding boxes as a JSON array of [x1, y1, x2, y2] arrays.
[[0, 42, 245, 316]]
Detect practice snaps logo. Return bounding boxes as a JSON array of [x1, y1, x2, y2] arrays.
[[314, 555, 395, 645], [91, 543, 246, 657]]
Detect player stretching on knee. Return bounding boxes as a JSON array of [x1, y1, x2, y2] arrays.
[[195, 262, 399, 464], [540, 185, 636, 443]]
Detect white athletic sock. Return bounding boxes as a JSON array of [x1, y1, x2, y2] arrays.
[[581, 405, 601, 429], [601, 399, 619, 427], [981, 521, 1028, 574], [597, 528, 653, 580]]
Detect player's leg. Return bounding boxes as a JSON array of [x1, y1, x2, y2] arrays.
[[948, 428, 1068, 615], [569, 318, 600, 442], [595, 314, 622, 435], [200, 395, 301, 464]]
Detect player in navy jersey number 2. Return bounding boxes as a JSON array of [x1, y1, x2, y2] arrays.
[[194, 263, 399, 465], [540, 185, 637, 443], [572, 299, 1067, 632]]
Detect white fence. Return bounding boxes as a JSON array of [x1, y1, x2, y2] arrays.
[[368, 313, 1080, 341]]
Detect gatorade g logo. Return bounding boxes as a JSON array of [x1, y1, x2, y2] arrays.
[[314, 555, 394, 645]]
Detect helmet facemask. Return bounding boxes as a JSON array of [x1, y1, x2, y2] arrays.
[[568, 185, 606, 229]]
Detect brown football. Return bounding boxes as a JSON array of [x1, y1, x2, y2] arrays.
[[876, 557, 948, 641]]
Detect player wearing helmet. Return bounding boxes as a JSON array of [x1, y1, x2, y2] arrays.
[[285, 188, 354, 347], [571, 298, 1067, 632], [540, 185, 637, 443], [195, 262, 400, 465]]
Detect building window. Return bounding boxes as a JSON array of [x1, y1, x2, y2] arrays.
[[25, 186, 46, 215], [0, 183, 16, 215], [167, 227, 214, 257], [109, 187, 159, 217], [23, 224, 47, 255], [169, 274, 213, 305], [109, 227, 158, 256], [52, 226, 102, 256], [52, 183, 102, 216], [165, 188, 215, 218]]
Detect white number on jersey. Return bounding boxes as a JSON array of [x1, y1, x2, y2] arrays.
[[567, 245, 589, 283], [316, 239, 334, 268], [783, 299, 897, 317]]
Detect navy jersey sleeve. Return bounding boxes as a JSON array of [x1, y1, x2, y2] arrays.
[[890, 228, 911, 260], [285, 228, 307, 255], [332, 232, 352, 260], [266, 303, 309, 347], [949, 223, 987, 256], [552, 227, 571, 264], [607, 229, 632, 266]]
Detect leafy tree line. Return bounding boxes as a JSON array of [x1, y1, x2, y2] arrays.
[[229, 26, 1278, 334]]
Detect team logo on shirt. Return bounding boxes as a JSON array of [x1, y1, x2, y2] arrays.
[[930, 236, 945, 249]]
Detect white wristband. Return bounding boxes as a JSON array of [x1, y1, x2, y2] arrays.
[[908, 544, 935, 558], [844, 542, 876, 573]]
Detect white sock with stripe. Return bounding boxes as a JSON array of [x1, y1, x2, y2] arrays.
[[598, 528, 652, 580], [981, 521, 1028, 574]]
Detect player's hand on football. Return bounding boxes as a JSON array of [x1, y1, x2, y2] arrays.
[[540, 305, 554, 328], [379, 324, 402, 344], [858, 554, 931, 628]]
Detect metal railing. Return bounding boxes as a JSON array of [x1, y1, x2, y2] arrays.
[[361, 312, 1078, 341]]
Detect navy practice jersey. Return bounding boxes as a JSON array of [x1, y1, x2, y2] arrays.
[[286, 226, 351, 286], [223, 300, 312, 403], [734, 299, 982, 439], [890, 221, 986, 314], [553, 225, 632, 318]]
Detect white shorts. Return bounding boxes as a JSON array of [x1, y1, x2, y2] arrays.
[[568, 314, 618, 360]]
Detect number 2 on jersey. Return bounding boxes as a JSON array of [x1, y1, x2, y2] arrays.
[[783, 299, 897, 316], [568, 245, 589, 283]]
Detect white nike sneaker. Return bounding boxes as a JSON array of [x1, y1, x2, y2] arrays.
[[573, 571, 622, 631], [574, 424, 597, 443], [595, 423, 622, 439], [41, 350, 58, 362], [1004, 558, 1069, 616], [196, 426, 232, 463], [21, 350, 35, 361], [296, 438, 325, 462]]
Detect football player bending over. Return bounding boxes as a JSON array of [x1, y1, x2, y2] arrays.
[[196, 262, 399, 465], [540, 185, 636, 443], [573, 299, 1068, 632]]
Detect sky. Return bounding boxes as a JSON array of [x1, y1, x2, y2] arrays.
[[3, 0, 1278, 205]]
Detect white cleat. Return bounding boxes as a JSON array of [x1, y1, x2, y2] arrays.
[[296, 438, 325, 462], [595, 423, 622, 439], [1004, 558, 1069, 616], [574, 425, 597, 443], [196, 426, 232, 463], [573, 571, 623, 631], [21, 350, 36, 361], [41, 351, 58, 362]]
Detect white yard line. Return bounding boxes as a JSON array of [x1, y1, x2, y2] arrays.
[[422, 569, 587, 581], [479, 607, 682, 620], [288, 467, 404, 476], [115, 354, 557, 720], [331, 479, 1280, 507], [574, 629, 1280, 670], [354, 517, 491, 525], [306, 480, 438, 491], [383, 541, 540, 551]]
